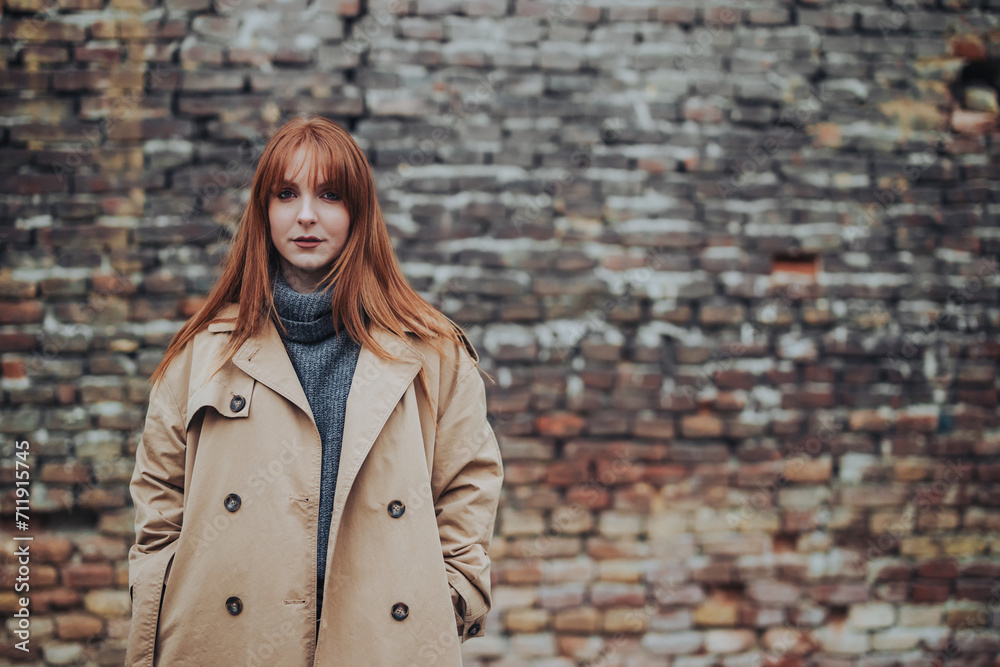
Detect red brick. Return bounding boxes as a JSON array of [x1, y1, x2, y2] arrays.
[[54, 613, 103, 640], [546, 459, 590, 485], [33, 536, 75, 563], [40, 462, 91, 484], [681, 413, 724, 438], [808, 583, 869, 605], [917, 558, 959, 579], [956, 579, 1000, 601], [61, 563, 114, 589], [32, 588, 82, 613], [536, 412, 586, 437], [657, 6, 696, 23], [0, 301, 44, 324], [911, 581, 950, 603]]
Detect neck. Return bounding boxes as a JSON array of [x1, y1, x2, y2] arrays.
[[271, 268, 337, 344], [278, 258, 329, 293]]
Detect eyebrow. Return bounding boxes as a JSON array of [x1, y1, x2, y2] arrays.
[[277, 179, 336, 189]]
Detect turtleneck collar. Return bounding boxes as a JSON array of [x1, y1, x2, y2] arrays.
[[271, 267, 337, 344]]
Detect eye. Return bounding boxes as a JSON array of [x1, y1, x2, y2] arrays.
[[275, 189, 338, 201]]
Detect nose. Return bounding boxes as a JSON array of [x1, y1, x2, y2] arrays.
[[297, 196, 317, 224]]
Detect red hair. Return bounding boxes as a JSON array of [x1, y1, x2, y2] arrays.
[[149, 114, 489, 404]]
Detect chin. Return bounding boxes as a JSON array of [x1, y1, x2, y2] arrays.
[[296, 260, 334, 272]]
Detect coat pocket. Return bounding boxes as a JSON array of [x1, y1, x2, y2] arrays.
[[126, 544, 177, 667]]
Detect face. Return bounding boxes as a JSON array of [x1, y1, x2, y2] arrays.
[[267, 145, 351, 293]]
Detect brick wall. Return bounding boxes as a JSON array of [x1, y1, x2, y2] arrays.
[[1, 0, 999, 664]]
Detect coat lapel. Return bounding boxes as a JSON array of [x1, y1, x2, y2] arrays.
[[326, 328, 424, 574], [230, 314, 314, 424]]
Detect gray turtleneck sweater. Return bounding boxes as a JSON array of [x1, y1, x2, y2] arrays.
[[270, 267, 361, 624]]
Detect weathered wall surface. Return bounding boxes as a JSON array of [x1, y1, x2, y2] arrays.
[[1, 0, 999, 664]]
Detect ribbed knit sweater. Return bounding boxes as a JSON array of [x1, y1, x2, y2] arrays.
[[270, 267, 361, 624]]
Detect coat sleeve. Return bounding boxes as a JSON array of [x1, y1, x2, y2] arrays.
[[125, 375, 187, 667], [430, 337, 504, 643]]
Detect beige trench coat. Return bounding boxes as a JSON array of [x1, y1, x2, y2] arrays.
[[126, 302, 504, 666]]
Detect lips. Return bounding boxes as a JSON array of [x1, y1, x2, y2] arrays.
[[293, 237, 322, 248]]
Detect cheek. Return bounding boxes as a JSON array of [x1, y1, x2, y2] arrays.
[[327, 209, 351, 235], [267, 206, 285, 233]]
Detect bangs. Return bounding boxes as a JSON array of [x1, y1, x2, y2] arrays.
[[265, 135, 351, 204]]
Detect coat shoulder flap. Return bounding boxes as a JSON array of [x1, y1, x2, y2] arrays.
[[182, 303, 255, 430]]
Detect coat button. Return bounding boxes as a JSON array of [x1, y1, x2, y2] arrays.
[[387, 500, 405, 518], [224, 493, 241, 512], [468, 622, 480, 636], [226, 596, 243, 615], [230, 395, 246, 412], [391, 602, 408, 621]]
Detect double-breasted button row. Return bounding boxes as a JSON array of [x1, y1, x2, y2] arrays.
[[226, 596, 242, 615], [387, 500, 405, 518], [230, 395, 246, 412], [224, 493, 241, 512], [386, 502, 408, 622]]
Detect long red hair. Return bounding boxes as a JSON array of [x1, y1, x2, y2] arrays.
[[148, 114, 489, 405]]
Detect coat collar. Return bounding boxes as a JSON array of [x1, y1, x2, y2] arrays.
[[204, 304, 424, 425], [205, 305, 420, 504]]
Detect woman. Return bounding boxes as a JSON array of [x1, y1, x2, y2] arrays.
[[126, 115, 504, 666]]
